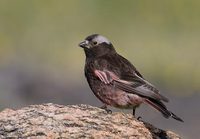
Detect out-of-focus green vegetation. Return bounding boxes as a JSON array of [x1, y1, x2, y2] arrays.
[[0, 0, 200, 96]]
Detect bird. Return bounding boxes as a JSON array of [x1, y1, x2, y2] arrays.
[[79, 34, 183, 122]]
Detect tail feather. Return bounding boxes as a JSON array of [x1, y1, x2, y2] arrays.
[[145, 98, 184, 122], [171, 112, 184, 122], [145, 99, 171, 118]]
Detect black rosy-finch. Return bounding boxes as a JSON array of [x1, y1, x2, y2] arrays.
[[79, 34, 183, 122]]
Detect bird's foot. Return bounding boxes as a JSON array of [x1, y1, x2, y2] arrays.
[[100, 105, 112, 114], [137, 116, 142, 121], [132, 109, 142, 121]]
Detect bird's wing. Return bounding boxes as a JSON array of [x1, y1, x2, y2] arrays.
[[94, 69, 169, 102]]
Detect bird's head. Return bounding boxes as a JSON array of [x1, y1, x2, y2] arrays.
[[79, 34, 115, 58]]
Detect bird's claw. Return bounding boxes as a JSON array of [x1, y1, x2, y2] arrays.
[[105, 109, 112, 114], [100, 105, 112, 114], [137, 116, 142, 121]]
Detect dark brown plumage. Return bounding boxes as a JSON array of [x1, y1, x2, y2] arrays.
[[79, 34, 183, 122]]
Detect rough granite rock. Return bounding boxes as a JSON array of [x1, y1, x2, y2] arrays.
[[0, 103, 181, 139]]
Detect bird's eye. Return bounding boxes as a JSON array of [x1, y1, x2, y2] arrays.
[[93, 41, 97, 45]]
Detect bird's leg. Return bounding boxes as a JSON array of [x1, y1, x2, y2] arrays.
[[132, 108, 135, 116], [100, 105, 112, 114], [133, 108, 142, 121]]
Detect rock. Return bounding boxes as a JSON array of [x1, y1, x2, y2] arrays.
[[0, 103, 181, 139]]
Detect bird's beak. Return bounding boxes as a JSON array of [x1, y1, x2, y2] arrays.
[[79, 40, 89, 48]]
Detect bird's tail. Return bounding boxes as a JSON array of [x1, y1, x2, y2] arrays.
[[145, 98, 184, 122]]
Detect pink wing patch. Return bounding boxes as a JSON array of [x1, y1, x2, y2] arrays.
[[94, 70, 119, 84], [94, 69, 133, 85]]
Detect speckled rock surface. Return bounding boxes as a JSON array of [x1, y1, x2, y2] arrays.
[[0, 103, 181, 139]]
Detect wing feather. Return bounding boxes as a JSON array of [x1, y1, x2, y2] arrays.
[[94, 69, 169, 102]]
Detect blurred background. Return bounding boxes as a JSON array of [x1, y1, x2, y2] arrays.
[[0, 0, 199, 138]]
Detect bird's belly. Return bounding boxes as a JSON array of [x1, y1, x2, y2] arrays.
[[94, 86, 143, 109]]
